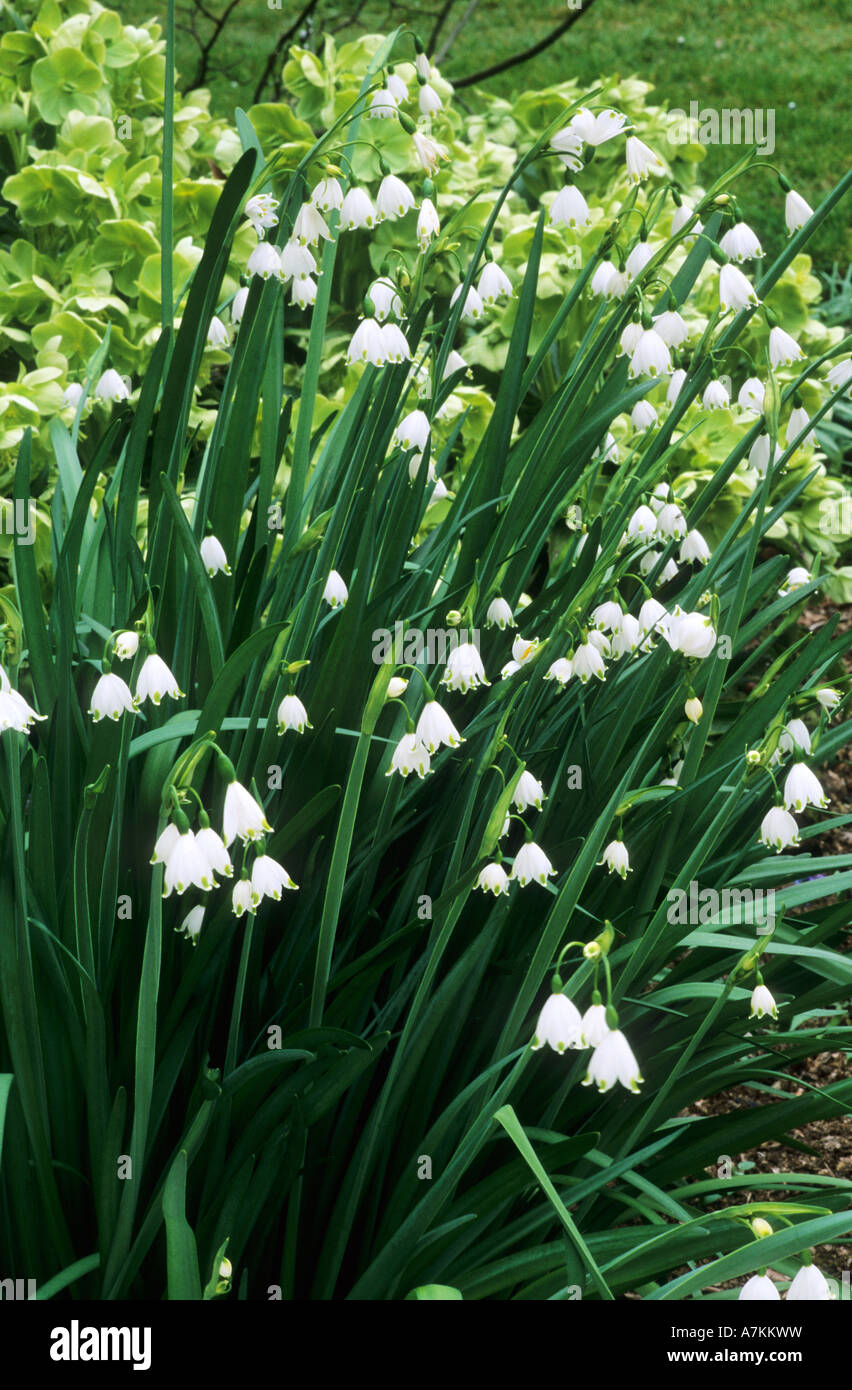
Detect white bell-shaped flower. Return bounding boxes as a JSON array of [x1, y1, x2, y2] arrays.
[[339, 187, 376, 231], [513, 771, 545, 813], [583, 1028, 643, 1093], [89, 672, 136, 722], [441, 642, 489, 693], [195, 825, 233, 879], [783, 762, 828, 812], [719, 263, 759, 312], [476, 863, 510, 896], [720, 221, 764, 262], [387, 732, 431, 779], [376, 174, 415, 222], [251, 853, 298, 902], [200, 535, 231, 576], [532, 993, 583, 1052], [277, 694, 310, 734], [222, 781, 272, 847], [323, 570, 348, 608], [600, 839, 630, 879], [135, 654, 183, 707], [416, 197, 440, 251], [759, 805, 800, 851], [163, 830, 216, 897], [509, 841, 555, 887], [738, 1275, 780, 1301], [416, 700, 463, 753]]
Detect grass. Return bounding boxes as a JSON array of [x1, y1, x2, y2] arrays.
[[121, 0, 852, 271]]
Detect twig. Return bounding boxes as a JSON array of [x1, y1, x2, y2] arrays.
[[428, 0, 458, 54], [451, 0, 599, 90], [434, 0, 480, 65], [252, 0, 323, 106]]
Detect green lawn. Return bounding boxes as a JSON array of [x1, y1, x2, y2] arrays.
[[121, 0, 852, 269]]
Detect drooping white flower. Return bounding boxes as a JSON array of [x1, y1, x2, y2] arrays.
[[478, 261, 513, 306], [513, 771, 545, 813], [779, 565, 811, 597], [62, 382, 84, 410], [826, 358, 852, 393], [591, 601, 623, 633], [442, 349, 468, 379], [416, 700, 463, 753], [416, 197, 440, 251], [680, 530, 710, 565], [347, 318, 386, 367], [151, 823, 180, 866], [550, 126, 584, 172], [322, 570, 348, 608], [666, 611, 716, 659], [89, 672, 136, 722], [531, 993, 583, 1053], [293, 202, 331, 247], [387, 678, 409, 699], [786, 1263, 831, 1301], [247, 242, 282, 280], [394, 409, 430, 451], [549, 184, 590, 230], [591, 260, 617, 296], [310, 177, 344, 212], [135, 654, 182, 706], [625, 136, 664, 183], [600, 839, 630, 878], [339, 188, 376, 231], [620, 322, 644, 357], [163, 830, 216, 897], [450, 283, 485, 324], [441, 642, 489, 693], [684, 695, 703, 724], [232, 878, 256, 917], [627, 504, 658, 540], [580, 1002, 609, 1048], [95, 369, 130, 403], [412, 130, 447, 173], [629, 329, 671, 380], [583, 1028, 643, 1093], [778, 717, 811, 757], [749, 983, 778, 1020], [572, 641, 606, 684], [759, 805, 800, 851], [376, 173, 416, 222], [277, 694, 310, 734], [387, 732, 431, 779], [245, 193, 279, 238], [815, 687, 841, 714], [608, 616, 639, 660], [749, 433, 783, 476], [544, 657, 573, 685], [783, 762, 828, 812], [200, 535, 231, 577], [785, 406, 816, 448], [671, 202, 702, 238], [0, 688, 45, 733], [587, 630, 611, 657], [251, 853, 297, 902], [367, 276, 403, 323], [206, 315, 229, 349], [195, 825, 233, 879], [222, 781, 272, 847], [738, 1275, 780, 1302], [630, 400, 657, 433], [625, 241, 654, 281], [738, 377, 765, 414], [486, 597, 515, 630], [720, 221, 764, 262], [176, 904, 204, 946], [769, 326, 802, 368], [719, 263, 759, 312], [509, 841, 554, 887], [657, 503, 688, 539], [653, 309, 689, 347], [113, 630, 139, 660], [230, 286, 249, 325], [638, 597, 668, 637], [784, 190, 813, 235], [418, 82, 442, 116], [667, 368, 687, 406], [279, 239, 316, 282], [381, 323, 411, 363], [702, 379, 731, 411], [386, 69, 408, 102], [476, 863, 510, 896], [369, 87, 399, 119]]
